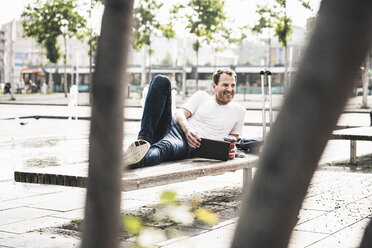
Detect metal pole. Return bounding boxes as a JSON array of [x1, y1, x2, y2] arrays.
[[260, 70, 266, 140], [267, 70, 273, 127]]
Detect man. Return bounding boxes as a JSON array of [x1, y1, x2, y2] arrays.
[[124, 68, 246, 169]]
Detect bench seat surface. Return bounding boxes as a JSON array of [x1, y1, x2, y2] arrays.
[[14, 155, 259, 191], [331, 126, 372, 141]]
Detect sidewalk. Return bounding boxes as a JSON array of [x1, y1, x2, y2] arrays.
[[0, 92, 371, 247]]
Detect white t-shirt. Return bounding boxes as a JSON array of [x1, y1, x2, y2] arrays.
[[182, 91, 245, 141]]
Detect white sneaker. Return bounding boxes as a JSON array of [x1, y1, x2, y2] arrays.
[[123, 140, 150, 167]]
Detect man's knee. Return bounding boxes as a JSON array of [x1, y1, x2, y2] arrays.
[[151, 75, 171, 91]]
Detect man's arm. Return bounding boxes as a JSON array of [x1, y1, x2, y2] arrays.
[[174, 108, 201, 148]]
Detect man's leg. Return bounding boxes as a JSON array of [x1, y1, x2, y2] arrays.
[[138, 75, 172, 144], [128, 119, 195, 169], [124, 75, 173, 167]]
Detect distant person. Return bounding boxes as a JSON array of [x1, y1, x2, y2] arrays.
[[30, 80, 38, 93], [3, 82, 11, 94], [68, 85, 79, 120], [123, 68, 246, 169], [17, 80, 25, 94]]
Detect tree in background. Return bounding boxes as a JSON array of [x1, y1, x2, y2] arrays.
[[171, 0, 246, 91], [22, 0, 86, 96], [85, 0, 103, 103], [252, 0, 311, 92], [171, 0, 226, 91], [133, 0, 175, 85]]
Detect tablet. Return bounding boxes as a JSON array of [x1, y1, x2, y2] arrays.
[[195, 138, 230, 161]]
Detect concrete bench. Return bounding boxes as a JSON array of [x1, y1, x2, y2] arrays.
[[331, 126, 372, 164], [14, 155, 259, 191]]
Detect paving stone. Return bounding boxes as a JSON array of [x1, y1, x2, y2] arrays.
[[159, 225, 235, 248], [25, 190, 86, 212], [306, 217, 370, 248], [0, 231, 17, 240], [297, 209, 328, 225], [0, 207, 61, 227], [50, 209, 84, 220], [0, 216, 69, 234], [0, 181, 64, 202], [288, 230, 329, 247], [0, 230, 80, 247], [295, 208, 367, 234]]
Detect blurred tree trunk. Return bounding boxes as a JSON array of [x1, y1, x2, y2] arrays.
[[231, 0, 372, 247], [81, 0, 134, 248], [362, 48, 370, 107]]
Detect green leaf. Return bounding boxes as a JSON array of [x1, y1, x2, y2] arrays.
[[123, 215, 143, 235], [195, 208, 220, 226], [160, 190, 177, 204]]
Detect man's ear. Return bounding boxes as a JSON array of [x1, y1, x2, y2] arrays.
[[212, 82, 216, 91]]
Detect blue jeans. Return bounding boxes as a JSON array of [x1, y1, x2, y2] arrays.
[[137, 75, 195, 167]]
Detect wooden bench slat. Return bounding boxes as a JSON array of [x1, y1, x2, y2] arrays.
[[330, 126, 372, 165], [14, 155, 259, 191]]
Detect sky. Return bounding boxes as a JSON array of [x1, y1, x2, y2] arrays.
[[0, 0, 321, 31]]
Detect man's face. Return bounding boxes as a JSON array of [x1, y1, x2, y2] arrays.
[[213, 73, 236, 105]]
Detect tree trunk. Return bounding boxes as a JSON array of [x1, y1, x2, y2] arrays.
[[63, 35, 68, 97], [89, 46, 93, 104], [81, 0, 134, 247], [48, 65, 54, 93], [283, 45, 288, 93], [231, 1, 372, 247], [89, 0, 93, 104], [362, 48, 370, 107], [148, 43, 152, 83], [268, 37, 271, 69], [195, 49, 199, 92]]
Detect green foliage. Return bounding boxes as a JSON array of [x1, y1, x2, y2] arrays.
[[251, 4, 276, 34], [123, 215, 143, 235], [44, 36, 61, 63], [160, 53, 173, 65], [160, 190, 179, 204], [21, 0, 86, 64], [123, 190, 220, 247], [87, 32, 99, 57], [174, 0, 227, 53], [275, 16, 292, 47], [132, 0, 175, 51], [195, 208, 220, 226], [252, 0, 311, 48]]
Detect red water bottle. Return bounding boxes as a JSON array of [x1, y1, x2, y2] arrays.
[[224, 135, 237, 154]]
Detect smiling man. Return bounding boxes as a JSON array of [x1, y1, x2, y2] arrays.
[[124, 68, 246, 169]]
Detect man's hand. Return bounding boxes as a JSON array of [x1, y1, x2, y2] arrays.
[[185, 128, 201, 148], [228, 146, 236, 159], [175, 108, 202, 148]]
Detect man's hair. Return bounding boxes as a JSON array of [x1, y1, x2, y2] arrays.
[[212, 68, 237, 85]]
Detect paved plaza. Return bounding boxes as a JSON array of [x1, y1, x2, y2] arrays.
[[0, 92, 371, 247]]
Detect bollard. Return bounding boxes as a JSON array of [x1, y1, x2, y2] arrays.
[[260, 70, 266, 140]]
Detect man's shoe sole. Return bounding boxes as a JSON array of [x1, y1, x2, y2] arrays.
[[124, 140, 150, 167]]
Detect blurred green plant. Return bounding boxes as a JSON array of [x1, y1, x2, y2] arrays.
[[123, 190, 220, 248], [252, 0, 312, 89], [133, 0, 175, 84], [170, 0, 246, 90], [21, 0, 86, 96]]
